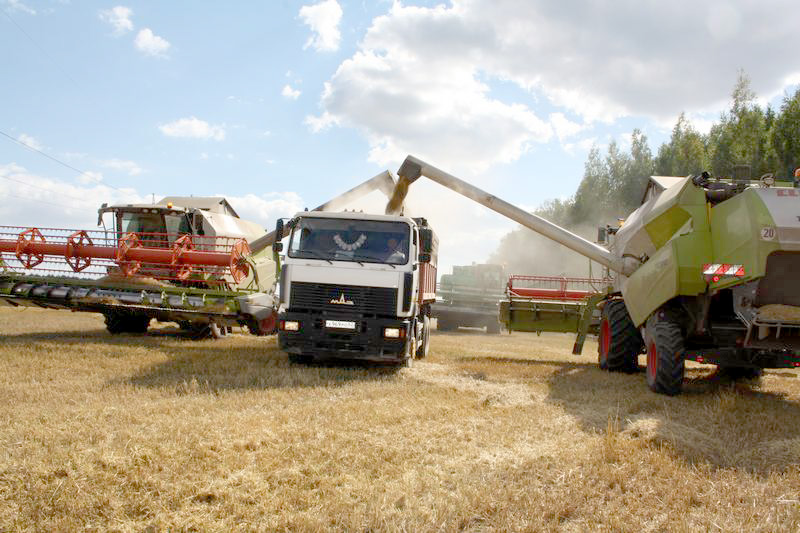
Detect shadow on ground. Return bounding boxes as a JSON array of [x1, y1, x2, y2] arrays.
[[0, 327, 399, 392], [544, 361, 800, 474]]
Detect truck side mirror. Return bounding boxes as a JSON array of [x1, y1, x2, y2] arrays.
[[597, 227, 607, 244], [273, 241, 283, 253], [275, 219, 284, 241]]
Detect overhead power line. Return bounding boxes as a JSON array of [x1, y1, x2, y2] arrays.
[[0, 129, 135, 197], [1, 6, 79, 87]]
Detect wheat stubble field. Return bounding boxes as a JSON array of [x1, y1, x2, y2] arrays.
[[2, 308, 800, 531]]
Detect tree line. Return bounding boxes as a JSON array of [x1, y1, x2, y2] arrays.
[[490, 73, 800, 276]]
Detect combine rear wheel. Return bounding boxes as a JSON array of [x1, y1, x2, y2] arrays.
[[598, 300, 642, 373], [645, 308, 685, 395]]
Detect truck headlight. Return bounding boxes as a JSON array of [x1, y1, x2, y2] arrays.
[[281, 320, 300, 332], [383, 327, 404, 338]]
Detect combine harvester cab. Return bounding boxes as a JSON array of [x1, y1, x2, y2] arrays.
[[392, 156, 800, 395], [0, 197, 279, 338], [433, 263, 506, 334]]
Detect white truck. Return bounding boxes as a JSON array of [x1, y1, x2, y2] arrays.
[[275, 210, 438, 366]]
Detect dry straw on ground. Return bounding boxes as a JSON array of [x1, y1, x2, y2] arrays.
[[2, 307, 800, 531]]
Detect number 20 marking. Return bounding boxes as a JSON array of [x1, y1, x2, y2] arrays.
[[761, 227, 776, 240]]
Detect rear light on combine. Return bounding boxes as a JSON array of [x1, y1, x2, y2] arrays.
[[702, 264, 745, 283]]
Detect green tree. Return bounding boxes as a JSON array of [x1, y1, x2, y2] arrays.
[[772, 87, 800, 179], [654, 113, 708, 176], [708, 71, 768, 178]]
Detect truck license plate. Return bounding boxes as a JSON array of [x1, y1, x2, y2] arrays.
[[325, 320, 357, 330]]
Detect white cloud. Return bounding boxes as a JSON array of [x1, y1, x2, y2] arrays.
[[549, 113, 585, 142], [309, 0, 800, 172], [5, 0, 36, 15], [159, 117, 226, 141], [99, 158, 142, 176], [76, 170, 104, 185], [99, 6, 134, 35], [0, 163, 144, 229], [282, 84, 302, 100], [17, 133, 43, 151], [222, 192, 305, 230], [299, 0, 342, 52], [134, 28, 170, 58]]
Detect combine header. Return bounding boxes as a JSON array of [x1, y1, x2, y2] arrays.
[[501, 274, 611, 353], [0, 171, 398, 338]]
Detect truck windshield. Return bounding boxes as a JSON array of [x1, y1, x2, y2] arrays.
[[288, 218, 411, 265]]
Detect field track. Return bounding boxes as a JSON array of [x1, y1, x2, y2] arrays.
[[2, 307, 800, 531]]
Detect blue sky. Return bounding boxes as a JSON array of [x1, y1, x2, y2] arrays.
[[2, 0, 799, 274]]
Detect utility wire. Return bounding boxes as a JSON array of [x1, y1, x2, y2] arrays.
[[0, 129, 135, 197], [1, 6, 79, 86], [0, 174, 91, 205]]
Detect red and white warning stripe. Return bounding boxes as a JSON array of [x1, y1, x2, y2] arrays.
[[702, 263, 745, 282]]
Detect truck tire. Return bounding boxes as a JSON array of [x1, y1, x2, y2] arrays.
[[645, 309, 685, 395], [288, 353, 313, 365], [416, 315, 430, 358], [104, 311, 150, 334], [598, 300, 642, 373]]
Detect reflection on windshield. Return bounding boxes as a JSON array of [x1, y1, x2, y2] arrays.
[[120, 212, 192, 248], [288, 218, 410, 265]]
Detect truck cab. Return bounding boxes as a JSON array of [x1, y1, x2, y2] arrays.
[[277, 211, 437, 365]]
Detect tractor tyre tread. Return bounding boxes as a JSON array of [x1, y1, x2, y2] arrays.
[[599, 300, 642, 373], [646, 310, 685, 396]]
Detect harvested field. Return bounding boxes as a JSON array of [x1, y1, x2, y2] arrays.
[[2, 308, 800, 531]]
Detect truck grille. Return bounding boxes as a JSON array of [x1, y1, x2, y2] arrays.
[[290, 282, 397, 317]]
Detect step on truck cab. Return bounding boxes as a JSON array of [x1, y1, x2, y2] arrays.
[[275, 211, 438, 365]]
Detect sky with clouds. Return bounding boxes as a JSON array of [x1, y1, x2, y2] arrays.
[[2, 0, 799, 275]]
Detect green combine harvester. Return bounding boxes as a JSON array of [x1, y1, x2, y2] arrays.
[[392, 156, 800, 395], [433, 263, 505, 333]]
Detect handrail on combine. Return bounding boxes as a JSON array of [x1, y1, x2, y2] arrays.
[[507, 275, 612, 301]]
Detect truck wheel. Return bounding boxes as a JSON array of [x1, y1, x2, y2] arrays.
[[645, 309, 685, 395], [104, 311, 150, 334], [416, 315, 430, 359], [486, 320, 501, 335], [598, 300, 642, 373]]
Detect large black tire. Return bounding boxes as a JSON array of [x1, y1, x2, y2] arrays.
[[104, 312, 150, 334], [598, 300, 642, 373], [416, 315, 431, 358], [645, 309, 685, 395]]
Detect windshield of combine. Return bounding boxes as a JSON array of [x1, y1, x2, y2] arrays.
[[119, 212, 191, 247], [288, 218, 410, 265]]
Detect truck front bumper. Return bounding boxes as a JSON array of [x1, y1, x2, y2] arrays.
[[277, 312, 411, 363]]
